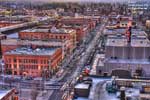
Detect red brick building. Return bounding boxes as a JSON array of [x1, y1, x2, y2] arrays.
[[61, 17, 96, 31], [37, 24, 90, 43], [61, 25, 90, 42], [1, 17, 98, 78], [0, 21, 22, 28], [19, 28, 76, 52], [1, 39, 18, 54], [1, 28, 76, 77], [4, 47, 62, 77], [1, 38, 72, 57]]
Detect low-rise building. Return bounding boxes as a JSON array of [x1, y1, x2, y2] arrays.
[[4, 47, 62, 77], [0, 21, 23, 28], [1, 38, 71, 57], [106, 15, 133, 29], [19, 28, 76, 51], [37, 22, 91, 43], [61, 24, 89, 43], [61, 17, 96, 30]]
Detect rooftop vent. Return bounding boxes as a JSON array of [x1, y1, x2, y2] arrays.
[[140, 41, 143, 44]]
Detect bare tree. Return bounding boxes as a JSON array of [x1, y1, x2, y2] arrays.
[[31, 84, 39, 100]]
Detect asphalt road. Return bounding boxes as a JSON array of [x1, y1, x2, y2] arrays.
[[49, 18, 107, 100]]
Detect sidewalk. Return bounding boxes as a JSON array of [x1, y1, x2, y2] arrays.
[[36, 90, 53, 100], [45, 70, 67, 84]]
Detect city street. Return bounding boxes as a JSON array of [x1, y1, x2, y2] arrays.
[[48, 18, 107, 100]]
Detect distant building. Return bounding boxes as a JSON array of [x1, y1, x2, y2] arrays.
[[0, 15, 31, 28], [4, 47, 62, 77], [61, 17, 97, 30], [0, 21, 22, 28], [37, 23, 90, 43], [61, 24, 89, 43], [106, 16, 133, 29], [128, 1, 149, 15], [0, 33, 7, 57], [1, 38, 71, 57]]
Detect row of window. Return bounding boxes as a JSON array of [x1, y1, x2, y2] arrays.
[[18, 59, 38, 64], [5, 58, 49, 64], [21, 34, 68, 40], [5, 64, 49, 70], [20, 65, 38, 70]]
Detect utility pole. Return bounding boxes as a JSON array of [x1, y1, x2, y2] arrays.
[[48, 59, 52, 78], [1, 60, 5, 89]]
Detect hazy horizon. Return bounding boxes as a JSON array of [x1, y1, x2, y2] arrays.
[[1, 0, 146, 3]]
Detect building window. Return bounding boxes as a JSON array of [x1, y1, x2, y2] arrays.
[[110, 57, 117, 59], [6, 64, 8, 69], [9, 59, 11, 63], [44, 60, 47, 64], [56, 36, 58, 39], [19, 59, 22, 63], [14, 64, 17, 69]]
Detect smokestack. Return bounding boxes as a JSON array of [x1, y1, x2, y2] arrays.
[[120, 87, 126, 100]]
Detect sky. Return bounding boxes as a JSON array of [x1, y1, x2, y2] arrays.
[[3, 0, 141, 3], [2, 0, 147, 3]]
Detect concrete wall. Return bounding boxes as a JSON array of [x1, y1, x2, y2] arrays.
[[103, 61, 150, 77], [105, 46, 150, 59]]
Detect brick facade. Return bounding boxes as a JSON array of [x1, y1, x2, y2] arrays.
[[4, 48, 62, 77]]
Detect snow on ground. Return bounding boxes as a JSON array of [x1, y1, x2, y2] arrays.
[[75, 77, 110, 100]]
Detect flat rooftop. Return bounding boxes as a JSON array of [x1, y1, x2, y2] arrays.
[[106, 37, 150, 47], [22, 28, 75, 34], [104, 29, 147, 36], [1, 38, 64, 46], [5, 47, 59, 56], [105, 28, 149, 47]]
